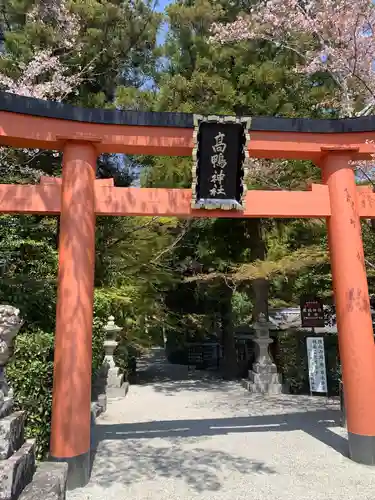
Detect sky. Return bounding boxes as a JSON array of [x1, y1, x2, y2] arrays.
[[155, 0, 171, 45], [155, 0, 171, 10]]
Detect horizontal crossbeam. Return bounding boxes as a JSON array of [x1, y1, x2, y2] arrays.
[[1, 93, 375, 161], [1, 182, 375, 218], [1, 110, 374, 161]]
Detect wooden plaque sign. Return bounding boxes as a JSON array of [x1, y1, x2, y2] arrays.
[[191, 115, 251, 210], [300, 296, 325, 328]]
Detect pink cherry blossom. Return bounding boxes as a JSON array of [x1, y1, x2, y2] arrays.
[[211, 0, 375, 118], [0, 50, 80, 100], [27, 0, 81, 50], [0, 1, 81, 177]]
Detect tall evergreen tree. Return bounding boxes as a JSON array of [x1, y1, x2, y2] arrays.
[[115, 0, 338, 377], [0, 1, 171, 334]]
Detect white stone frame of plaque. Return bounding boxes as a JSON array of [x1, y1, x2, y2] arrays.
[[191, 114, 252, 211]]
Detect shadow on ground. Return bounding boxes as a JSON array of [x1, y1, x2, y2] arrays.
[[87, 348, 347, 493], [89, 438, 276, 491], [97, 409, 345, 452], [136, 348, 236, 392], [89, 407, 346, 491]]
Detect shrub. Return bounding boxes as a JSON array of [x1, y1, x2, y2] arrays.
[[113, 336, 139, 381], [273, 330, 340, 395], [93, 287, 131, 324], [7, 320, 106, 460], [0, 280, 56, 333], [92, 316, 106, 379], [7, 331, 54, 460]]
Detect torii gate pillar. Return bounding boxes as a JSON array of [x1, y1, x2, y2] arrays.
[[50, 141, 97, 487], [322, 150, 375, 465]]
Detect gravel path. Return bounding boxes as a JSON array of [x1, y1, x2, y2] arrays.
[[67, 348, 375, 500]]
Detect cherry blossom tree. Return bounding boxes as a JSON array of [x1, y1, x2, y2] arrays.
[[0, 0, 82, 100], [0, 50, 81, 100], [0, 0, 84, 178], [211, 0, 375, 119], [0, 0, 161, 181], [210, 0, 375, 184]]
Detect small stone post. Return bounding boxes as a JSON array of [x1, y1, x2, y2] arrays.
[[103, 316, 124, 390], [0, 305, 24, 411]]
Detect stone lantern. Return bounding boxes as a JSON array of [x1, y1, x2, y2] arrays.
[[103, 315, 124, 390], [245, 312, 283, 394], [252, 313, 275, 366], [242, 279, 283, 394], [103, 315, 122, 368], [246, 313, 282, 394]]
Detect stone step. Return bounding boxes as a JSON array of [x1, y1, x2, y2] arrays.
[[251, 382, 283, 395], [248, 370, 282, 385], [106, 381, 129, 399], [0, 412, 25, 460], [18, 462, 68, 500], [0, 439, 35, 500], [241, 379, 283, 395]]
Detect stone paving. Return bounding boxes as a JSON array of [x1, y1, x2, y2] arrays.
[[68, 348, 375, 500]]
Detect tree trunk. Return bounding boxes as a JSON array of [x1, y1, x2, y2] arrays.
[[252, 278, 269, 322], [219, 283, 238, 380], [246, 219, 269, 322], [248, 219, 266, 261]]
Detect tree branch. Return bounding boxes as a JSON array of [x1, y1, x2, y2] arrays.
[[106, 217, 160, 249], [151, 222, 191, 264]]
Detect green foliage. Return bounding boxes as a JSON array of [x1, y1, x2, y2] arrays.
[[113, 336, 139, 380], [0, 215, 58, 331], [114, 0, 337, 350], [93, 287, 132, 323], [231, 290, 253, 327], [0, 0, 168, 342], [7, 331, 54, 460], [7, 322, 106, 460], [2, 0, 162, 105], [273, 331, 341, 395], [92, 317, 106, 378]]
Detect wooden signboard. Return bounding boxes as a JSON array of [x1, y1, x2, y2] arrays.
[[300, 296, 325, 328], [191, 115, 251, 210]]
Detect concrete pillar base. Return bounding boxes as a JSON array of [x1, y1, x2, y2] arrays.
[[348, 432, 375, 465], [50, 451, 90, 490]]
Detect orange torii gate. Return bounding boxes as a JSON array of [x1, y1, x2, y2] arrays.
[[2, 92, 375, 486]]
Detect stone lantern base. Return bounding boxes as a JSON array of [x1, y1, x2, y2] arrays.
[[242, 338, 283, 394], [242, 317, 283, 395]]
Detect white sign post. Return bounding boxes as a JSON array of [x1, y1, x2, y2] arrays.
[[306, 337, 328, 394]]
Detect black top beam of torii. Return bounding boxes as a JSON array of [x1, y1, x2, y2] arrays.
[[1, 91, 375, 134]]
